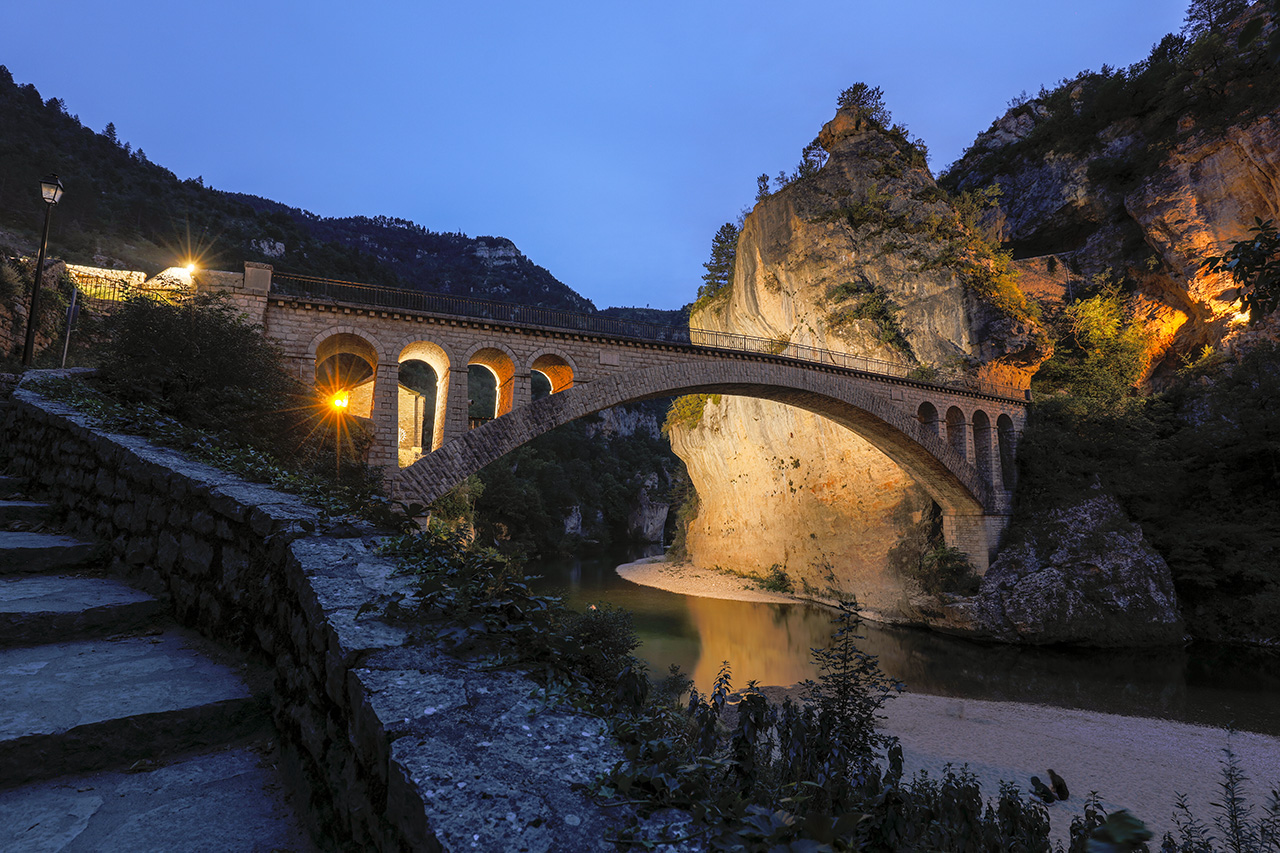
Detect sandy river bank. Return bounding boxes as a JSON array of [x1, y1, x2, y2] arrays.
[[617, 557, 1280, 842]]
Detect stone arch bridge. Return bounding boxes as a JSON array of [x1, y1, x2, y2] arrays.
[[197, 264, 1029, 570]]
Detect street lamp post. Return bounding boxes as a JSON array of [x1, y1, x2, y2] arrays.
[[21, 174, 65, 367]]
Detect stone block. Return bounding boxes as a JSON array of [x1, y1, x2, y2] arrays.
[[125, 534, 156, 565], [180, 533, 216, 576], [156, 530, 181, 571]]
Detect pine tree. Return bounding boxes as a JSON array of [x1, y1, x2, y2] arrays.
[[104, 121, 118, 144], [1181, 0, 1248, 38], [836, 82, 891, 127], [698, 222, 739, 302], [756, 174, 771, 202]]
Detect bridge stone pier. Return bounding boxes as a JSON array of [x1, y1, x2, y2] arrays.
[[191, 265, 1028, 572]]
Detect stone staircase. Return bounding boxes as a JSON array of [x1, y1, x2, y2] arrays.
[[0, 470, 319, 852]]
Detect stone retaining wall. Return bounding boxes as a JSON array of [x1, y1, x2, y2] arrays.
[[1, 380, 636, 852]]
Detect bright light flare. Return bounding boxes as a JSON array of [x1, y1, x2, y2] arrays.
[[330, 391, 350, 410], [185, 263, 196, 273]]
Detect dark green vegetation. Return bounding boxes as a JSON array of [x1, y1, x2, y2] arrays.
[[33, 295, 392, 521], [1018, 264, 1280, 641], [0, 253, 102, 370], [942, 1, 1279, 202], [467, 399, 684, 558], [825, 280, 913, 355], [690, 221, 739, 315], [0, 65, 589, 310], [1021, 342, 1280, 642]]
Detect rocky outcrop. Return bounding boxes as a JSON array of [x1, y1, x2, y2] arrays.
[[627, 473, 669, 544], [669, 110, 1048, 617], [935, 494, 1184, 646], [947, 39, 1280, 380]]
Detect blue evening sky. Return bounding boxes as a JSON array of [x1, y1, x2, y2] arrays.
[[3, 1, 1187, 310]]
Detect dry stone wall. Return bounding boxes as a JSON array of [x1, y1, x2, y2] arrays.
[[0, 380, 644, 852]]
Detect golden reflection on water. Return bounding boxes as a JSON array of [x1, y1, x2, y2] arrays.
[[536, 557, 1280, 734], [683, 597, 836, 692]]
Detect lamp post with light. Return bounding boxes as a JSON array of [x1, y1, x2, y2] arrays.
[[21, 174, 65, 366]]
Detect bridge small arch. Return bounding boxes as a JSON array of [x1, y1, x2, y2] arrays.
[[398, 340, 451, 465], [997, 414, 1017, 490], [467, 345, 516, 422], [945, 406, 967, 461], [314, 332, 379, 419], [530, 351, 575, 397], [972, 409, 992, 485], [917, 401, 940, 436]]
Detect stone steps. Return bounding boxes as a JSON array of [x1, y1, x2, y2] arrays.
[[0, 632, 271, 787], [0, 479, 317, 850], [0, 474, 26, 496], [0, 745, 315, 853], [0, 574, 165, 646], [0, 499, 51, 527], [0, 531, 98, 574]]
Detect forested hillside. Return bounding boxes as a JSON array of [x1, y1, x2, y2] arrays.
[[0, 65, 591, 311]]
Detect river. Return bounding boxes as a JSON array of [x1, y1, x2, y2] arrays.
[[529, 549, 1280, 737]]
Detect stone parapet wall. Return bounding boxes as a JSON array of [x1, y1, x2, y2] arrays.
[[0, 382, 632, 852]]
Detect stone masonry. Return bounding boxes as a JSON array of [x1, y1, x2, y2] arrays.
[[1, 380, 662, 852], [65, 262, 1029, 569]]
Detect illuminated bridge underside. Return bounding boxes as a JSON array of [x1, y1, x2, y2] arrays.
[[399, 361, 1011, 570]]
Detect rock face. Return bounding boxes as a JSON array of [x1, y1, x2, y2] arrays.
[[627, 473, 669, 544], [669, 109, 1047, 616], [948, 93, 1280, 379], [937, 494, 1184, 646]]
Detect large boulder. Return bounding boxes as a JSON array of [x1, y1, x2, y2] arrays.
[[941, 493, 1184, 646]]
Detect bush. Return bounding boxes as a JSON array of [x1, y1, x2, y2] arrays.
[[0, 259, 20, 304], [760, 563, 793, 593], [836, 82, 892, 127], [96, 293, 309, 458], [910, 545, 982, 596], [662, 393, 718, 435]]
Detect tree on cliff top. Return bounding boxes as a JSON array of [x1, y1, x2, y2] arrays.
[[1181, 0, 1248, 38], [697, 222, 739, 305], [836, 83, 891, 127]]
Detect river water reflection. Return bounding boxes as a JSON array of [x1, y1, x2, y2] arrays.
[[530, 552, 1280, 737]]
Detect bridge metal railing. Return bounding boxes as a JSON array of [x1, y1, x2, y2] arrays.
[[272, 273, 693, 342], [270, 273, 1029, 402]]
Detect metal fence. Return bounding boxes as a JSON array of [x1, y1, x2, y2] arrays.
[[72, 279, 185, 305], [269, 273, 1028, 401]]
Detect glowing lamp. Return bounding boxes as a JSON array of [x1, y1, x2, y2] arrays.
[[22, 174, 65, 365], [40, 174, 64, 205], [330, 391, 349, 410]]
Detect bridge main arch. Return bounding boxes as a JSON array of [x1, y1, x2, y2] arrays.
[[398, 360, 1010, 569]]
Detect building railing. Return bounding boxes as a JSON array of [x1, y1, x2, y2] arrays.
[[271, 272, 1029, 402]]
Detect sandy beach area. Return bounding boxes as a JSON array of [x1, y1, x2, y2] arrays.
[[618, 557, 1280, 843], [616, 556, 801, 604]]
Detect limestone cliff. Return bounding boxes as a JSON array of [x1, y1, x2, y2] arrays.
[[944, 2, 1280, 378], [668, 109, 1048, 617]]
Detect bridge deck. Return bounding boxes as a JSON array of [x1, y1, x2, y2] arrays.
[[268, 273, 1030, 405]]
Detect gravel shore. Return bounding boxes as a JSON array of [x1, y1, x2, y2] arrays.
[[618, 557, 1280, 842]]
